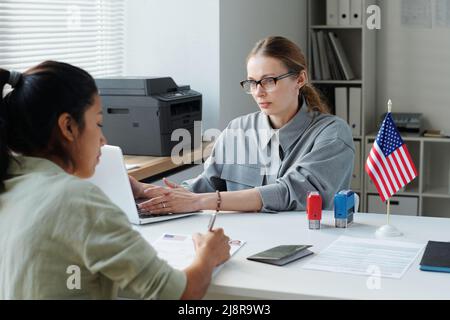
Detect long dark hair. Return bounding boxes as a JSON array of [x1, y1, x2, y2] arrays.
[[0, 61, 98, 192], [248, 36, 329, 114]]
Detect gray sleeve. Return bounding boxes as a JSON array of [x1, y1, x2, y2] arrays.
[[181, 160, 222, 193], [256, 127, 355, 212], [181, 134, 227, 193]]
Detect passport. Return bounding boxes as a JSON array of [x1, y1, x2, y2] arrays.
[[247, 245, 313, 266]]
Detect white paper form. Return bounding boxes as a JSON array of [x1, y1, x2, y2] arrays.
[[151, 233, 245, 274], [125, 164, 140, 170], [303, 236, 424, 279]]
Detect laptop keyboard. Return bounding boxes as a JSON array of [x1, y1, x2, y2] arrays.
[[137, 205, 169, 218]]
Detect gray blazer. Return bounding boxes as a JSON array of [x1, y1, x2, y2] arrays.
[[183, 100, 355, 212]]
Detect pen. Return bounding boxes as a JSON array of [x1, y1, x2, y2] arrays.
[[207, 213, 217, 232]]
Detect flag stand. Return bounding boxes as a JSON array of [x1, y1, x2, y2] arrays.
[[376, 199, 403, 238], [375, 100, 403, 238]]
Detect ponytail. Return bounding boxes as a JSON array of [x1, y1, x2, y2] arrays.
[[0, 61, 97, 194], [0, 69, 14, 192], [301, 83, 330, 114]]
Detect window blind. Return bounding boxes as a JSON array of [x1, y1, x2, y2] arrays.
[[0, 0, 125, 77]]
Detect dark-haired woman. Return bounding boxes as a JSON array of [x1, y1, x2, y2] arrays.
[[0, 62, 230, 299], [139, 36, 355, 214]]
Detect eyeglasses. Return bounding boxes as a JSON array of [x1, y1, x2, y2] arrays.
[[240, 72, 297, 94]]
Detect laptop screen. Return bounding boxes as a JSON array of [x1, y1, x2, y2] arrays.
[[86, 145, 141, 224]]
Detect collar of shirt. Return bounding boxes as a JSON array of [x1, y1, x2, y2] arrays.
[[258, 97, 314, 152], [8, 155, 65, 177]]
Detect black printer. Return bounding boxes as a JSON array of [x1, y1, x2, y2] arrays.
[[95, 77, 202, 156]]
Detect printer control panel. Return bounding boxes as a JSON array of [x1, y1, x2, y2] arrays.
[[158, 90, 200, 101]]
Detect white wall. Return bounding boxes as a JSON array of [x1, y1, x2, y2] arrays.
[[219, 0, 308, 129], [125, 1, 448, 133], [377, 0, 450, 132], [125, 0, 307, 131], [125, 0, 220, 130]]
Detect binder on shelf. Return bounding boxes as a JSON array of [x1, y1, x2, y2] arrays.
[[311, 31, 322, 80], [328, 32, 356, 80], [339, 0, 351, 25], [335, 87, 348, 122], [324, 34, 344, 80], [327, 0, 339, 25], [324, 34, 337, 80], [317, 31, 331, 80], [350, 0, 363, 25], [351, 140, 361, 190], [349, 87, 362, 136]]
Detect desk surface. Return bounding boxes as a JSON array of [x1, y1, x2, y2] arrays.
[[136, 211, 450, 300], [124, 142, 213, 181]]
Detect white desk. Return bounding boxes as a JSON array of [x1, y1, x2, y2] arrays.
[[136, 211, 450, 300]]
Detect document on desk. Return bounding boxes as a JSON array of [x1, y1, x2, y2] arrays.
[[151, 233, 245, 275], [125, 164, 140, 170], [302, 236, 424, 279]]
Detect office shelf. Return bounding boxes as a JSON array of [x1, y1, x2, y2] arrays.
[[308, 0, 377, 211], [366, 132, 445, 142], [422, 188, 450, 199], [422, 142, 450, 202], [311, 25, 364, 30], [367, 190, 420, 197], [422, 198, 450, 218], [400, 189, 420, 196], [364, 136, 450, 217], [308, 1, 450, 218], [311, 80, 363, 85]]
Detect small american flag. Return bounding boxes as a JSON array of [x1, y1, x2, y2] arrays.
[[365, 113, 418, 202]]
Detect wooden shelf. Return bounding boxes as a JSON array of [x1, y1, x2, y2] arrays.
[[125, 141, 213, 181]]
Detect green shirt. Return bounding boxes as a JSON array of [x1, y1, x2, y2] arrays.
[[0, 156, 186, 299]]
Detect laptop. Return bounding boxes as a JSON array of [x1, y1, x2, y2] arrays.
[[87, 145, 196, 225]]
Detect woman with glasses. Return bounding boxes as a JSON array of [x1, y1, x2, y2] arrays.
[[137, 36, 355, 214]]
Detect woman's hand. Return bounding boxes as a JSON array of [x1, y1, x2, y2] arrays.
[[128, 175, 156, 199], [192, 228, 231, 268], [181, 228, 230, 299], [138, 179, 202, 214]]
